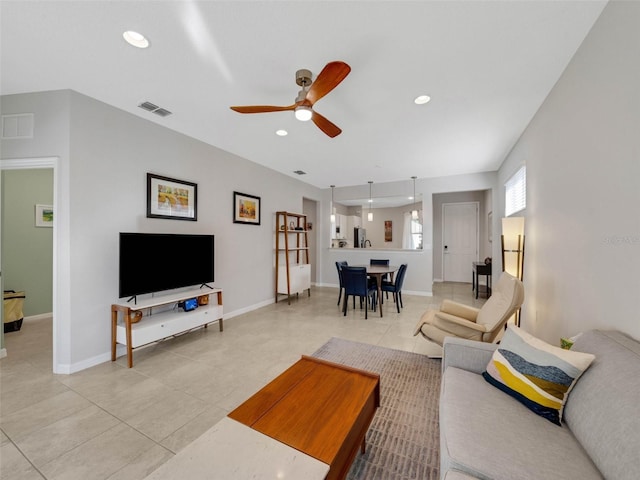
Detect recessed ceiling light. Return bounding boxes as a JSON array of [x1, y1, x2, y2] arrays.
[[123, 31, 149, 49], [276, 129, 288, 136], [414, 95, 431, 105]]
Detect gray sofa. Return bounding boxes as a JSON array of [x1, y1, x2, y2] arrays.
[[439, 330, 640, 480]]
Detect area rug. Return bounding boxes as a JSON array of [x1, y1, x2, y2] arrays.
[[312, 338, 441, 480]]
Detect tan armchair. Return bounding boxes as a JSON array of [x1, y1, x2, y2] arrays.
[[414, 272, 524, 345]]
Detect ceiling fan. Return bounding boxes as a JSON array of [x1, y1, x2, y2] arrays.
[[230, 61, 351, 138]]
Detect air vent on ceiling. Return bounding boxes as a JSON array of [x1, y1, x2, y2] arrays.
[[153, 108, 172, 117], [293, 170, 307, 175], [138, 101, 172, 117]]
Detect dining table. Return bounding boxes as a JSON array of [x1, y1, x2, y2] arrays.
[[354, 264, 399, 317]]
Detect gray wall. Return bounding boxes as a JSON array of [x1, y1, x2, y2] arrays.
[[498, 0, 640, 343], [1, 168, 53, 316], [1, 89, 322, 372], [3, 0, 637, 368]]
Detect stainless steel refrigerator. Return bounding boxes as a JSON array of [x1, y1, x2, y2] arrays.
[[354, 227, 366, 248]]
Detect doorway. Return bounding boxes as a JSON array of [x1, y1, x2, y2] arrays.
[[1, 157, 57, 370], [442, 202, 479, 282]]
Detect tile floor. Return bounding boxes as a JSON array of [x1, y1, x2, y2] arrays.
[[1, 282, 486, 480]]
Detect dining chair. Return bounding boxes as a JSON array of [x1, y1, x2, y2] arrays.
[[335, 261, 348, 306], [370, 259, 390, 301], [380, 263, 408, 313], [341, 266, 377, 319]]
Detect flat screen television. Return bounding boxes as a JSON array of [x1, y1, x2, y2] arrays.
[[119, 233, 214, 300]]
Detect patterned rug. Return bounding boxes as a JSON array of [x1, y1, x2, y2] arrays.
[[312, 338, 442, 480]]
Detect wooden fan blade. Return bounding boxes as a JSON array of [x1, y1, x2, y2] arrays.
[[306, 61, 351, 105], [311, 111, 342, 138], [230, 104, 296, 114]]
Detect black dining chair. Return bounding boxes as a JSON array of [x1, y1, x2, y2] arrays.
[[381, 263, 408, 313], [370, 258, 390, 269], [370, 259, 390, 301], [341, 266, 377, 319], [335, 261, 348, 306]]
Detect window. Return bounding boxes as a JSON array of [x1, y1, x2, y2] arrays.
[[411, 217, 423, 249], [505, 166, 526, 216]]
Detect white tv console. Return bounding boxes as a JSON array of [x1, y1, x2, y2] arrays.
[[111, 287, 223, 368]]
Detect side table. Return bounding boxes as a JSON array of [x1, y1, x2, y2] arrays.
[[472, 262, 492, 299]]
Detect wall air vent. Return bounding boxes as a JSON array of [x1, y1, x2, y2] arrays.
[[2, 113, 34, 139], [293, 170, 307, 175], [138, 101, 172, 117]]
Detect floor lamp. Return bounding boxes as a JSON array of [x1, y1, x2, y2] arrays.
[[501, 217, 525, 326]]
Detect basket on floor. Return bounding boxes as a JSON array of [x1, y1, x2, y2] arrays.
[[4, 290, 25, 333]]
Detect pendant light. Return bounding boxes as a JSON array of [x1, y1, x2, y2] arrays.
[[367, 181, 374, 222], [411, 176, 418, 220], [330, 185, 336, 223]]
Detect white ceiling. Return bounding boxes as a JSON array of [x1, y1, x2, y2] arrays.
[[0, 1, 607, 189]]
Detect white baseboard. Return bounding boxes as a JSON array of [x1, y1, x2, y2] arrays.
[[55, 351, 113, 374], [0, 348, 7, 359], [403, 289, 432, 297], [433, 278, 443, 283], [24, 312, 53, 322], [223, 299, 273, 320]]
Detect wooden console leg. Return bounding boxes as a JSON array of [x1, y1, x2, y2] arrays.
[[111, 307, 118, 362], [217, 291, 224, 332], [125, 312, 133, 368], [361, 438, 366, 454]]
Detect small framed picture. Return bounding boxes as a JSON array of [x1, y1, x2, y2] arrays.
[[233, 191, 261, 225], [35, 204, 53, 227], [147, 173, 197, 221]]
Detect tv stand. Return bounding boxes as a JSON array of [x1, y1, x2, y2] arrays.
[[111, 288, 223, 368]]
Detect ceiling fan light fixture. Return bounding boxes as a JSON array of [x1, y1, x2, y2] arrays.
[[230, 61, 349, 137], [123, 30, 149, 48], [294, 105, 312, 122]]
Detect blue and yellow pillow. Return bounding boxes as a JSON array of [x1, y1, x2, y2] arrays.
[[483, 325, 595, 425]]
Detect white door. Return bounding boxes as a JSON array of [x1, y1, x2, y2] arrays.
[[443, 203, 478, 282]]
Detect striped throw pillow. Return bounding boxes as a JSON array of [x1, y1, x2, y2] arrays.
[[483, 325, 595, 425]]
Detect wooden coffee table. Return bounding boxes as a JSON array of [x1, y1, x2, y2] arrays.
[[228, 355, 380, 480]]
